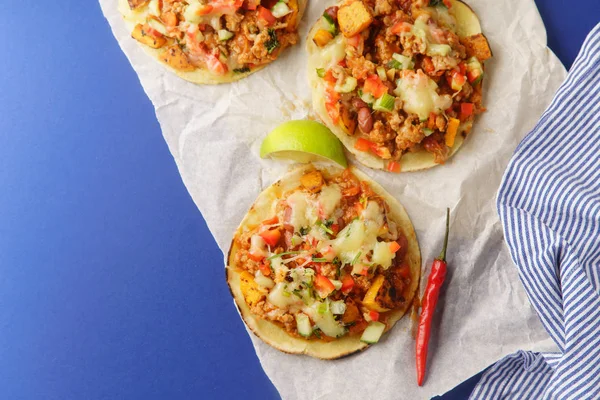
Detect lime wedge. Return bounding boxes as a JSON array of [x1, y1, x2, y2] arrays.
[[260, 120, 348, 168]]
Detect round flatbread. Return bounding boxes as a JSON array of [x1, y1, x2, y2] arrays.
[[119, 0, 307, 84], [307, 0, 491, 171], [226, 164, 421, 359]]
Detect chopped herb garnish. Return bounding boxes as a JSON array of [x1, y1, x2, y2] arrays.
[[313, 328, 322, 339], [300, 227, 310, 236], [266, 251, 302, 260], [351, 252, 362, 265], [311, 257, 329, 263], [317, 302, 328, 314], [316, 68, 325, 78], [386, 59, 402, 69], [233, 66, 251, 74], [429, 0, 446, 6], [282, 290, 291, 297], [317, 221, 334, 235], [334, 257, 342, 278], [322, 12, 335, 25], [265, 28, 280, 54]]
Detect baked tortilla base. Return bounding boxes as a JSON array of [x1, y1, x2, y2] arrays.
[[120, 0, 307, 84], [307, 0, 488, 171], [226, 164, 421, 359]]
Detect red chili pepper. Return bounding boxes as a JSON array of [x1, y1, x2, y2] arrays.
[[416, 208, 450, 386]]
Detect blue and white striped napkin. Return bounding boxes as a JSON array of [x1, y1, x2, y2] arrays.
[[470, 23, 600, 399]]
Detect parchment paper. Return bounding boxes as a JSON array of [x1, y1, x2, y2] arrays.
[[99, 0, 567, 397]]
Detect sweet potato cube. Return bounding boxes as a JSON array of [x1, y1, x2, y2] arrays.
[[337, 1, 373, 38], [300, 171, 324, 193], [239, 271, 264, 308], [340, 106, 357, 135], [159, 45, 196, 72], [313, 29, 334, 47], [132, 23, 166, 49], [462, 34, 492, 61]]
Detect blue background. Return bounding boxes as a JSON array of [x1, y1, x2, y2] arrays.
[[1, 1, 598, 399]]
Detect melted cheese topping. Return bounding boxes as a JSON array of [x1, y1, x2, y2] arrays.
[[317, 184, 342, 219], [286, 191, 311, 232], [394, 70, 452, 120]]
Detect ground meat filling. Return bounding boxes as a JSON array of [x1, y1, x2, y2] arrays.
[[128, 0, 300, 75], [233, 169, 413, 340], [312, 0, 489, 168]]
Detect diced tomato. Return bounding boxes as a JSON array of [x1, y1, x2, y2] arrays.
[[389, 241, 401, 253], [358, 266, 369, 276], [369, 310, 380, 322], [198, 23, 208, 31], [363, 75, 388, 98], [314, 264, 322, 275], [442, 0, 452, 7], [212, 0, 244, 13], [262, 216, 279, 226], [330, 224, 340, 235], [370, 144, 392, 159], [323, 69, 336, 84], [257, 6, 276, 26], [347, 34, 361, 48], [259, 229, 281, 247], [458, 62, 467, 76], [391, 21, 412, 34], [338, 59, 347, 68], [248, 252, 265, 262], [467, 68, 482, 84], [143, 23, 163, 38], [314, 274, 335, 298], [386, 161, 401, 173], [324, 73, 341, 123], [206, 52, 228, 75], [447, 70, 466, 91], [460, 103, 474, 121], [196, 4, 214, 15], [354, 138, 373, 152], [341, 275, 354, 293], [259, 261, 272, 276], [422, 56, 435, 74], [325, 102, 340, 124]]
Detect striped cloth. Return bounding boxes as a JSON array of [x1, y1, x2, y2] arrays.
[[470, 23, 600, 399]]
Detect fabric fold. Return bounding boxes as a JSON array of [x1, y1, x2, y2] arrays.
[[472, 23, 600, 399]]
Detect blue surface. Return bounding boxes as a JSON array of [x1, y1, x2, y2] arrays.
[[0, 1, 597, 399]]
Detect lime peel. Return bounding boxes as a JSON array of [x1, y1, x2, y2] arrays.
[[260, 120, 348, 168]]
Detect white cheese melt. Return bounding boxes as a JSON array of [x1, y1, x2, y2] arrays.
[[317, 184, 342, 219], [268, 283, 302, 309], [394, 70, 452, 120], [372, 241, 395, 269], [286, 191, 310, 232]]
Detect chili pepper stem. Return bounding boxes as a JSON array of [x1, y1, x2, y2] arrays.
[[438, 208, 450, 262]]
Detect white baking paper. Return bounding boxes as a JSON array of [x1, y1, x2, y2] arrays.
[[99, 0, 567, 397]]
